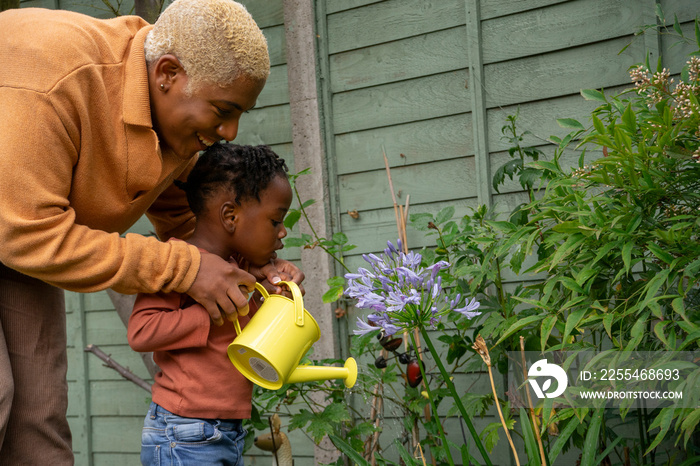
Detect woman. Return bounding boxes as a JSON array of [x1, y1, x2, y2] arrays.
[[0, 0, 303, 463]]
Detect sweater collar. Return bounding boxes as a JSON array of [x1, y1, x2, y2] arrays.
[[123, 25, 154, 127]]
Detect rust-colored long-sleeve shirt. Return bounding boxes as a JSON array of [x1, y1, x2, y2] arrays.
[[0, 8, 200, 294], [128, 251, 257, 419]]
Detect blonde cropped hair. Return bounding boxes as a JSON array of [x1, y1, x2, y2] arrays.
[[144, 0, 270, 92]]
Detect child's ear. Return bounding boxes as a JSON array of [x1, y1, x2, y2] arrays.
[[221, 201, 238, 233]]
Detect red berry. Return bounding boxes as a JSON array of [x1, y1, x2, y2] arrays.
[[406, 359, 423, 388]]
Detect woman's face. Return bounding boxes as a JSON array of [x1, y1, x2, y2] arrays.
[[150, 56, 266, 159]]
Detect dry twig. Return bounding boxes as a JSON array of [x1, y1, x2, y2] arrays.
[[84, 344, 151, 393], [472, 335, 520, 466]]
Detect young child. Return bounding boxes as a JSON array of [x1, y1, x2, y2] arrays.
[[127, 143, 293, 466]]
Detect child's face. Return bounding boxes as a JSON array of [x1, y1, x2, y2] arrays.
[[230, 175, 293, 267]]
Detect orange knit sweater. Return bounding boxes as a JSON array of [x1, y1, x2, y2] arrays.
[[0, 8, 200, 294]]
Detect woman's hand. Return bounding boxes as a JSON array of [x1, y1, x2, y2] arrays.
[[187, 251, 256, 326]]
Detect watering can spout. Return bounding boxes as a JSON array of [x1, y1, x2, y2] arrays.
[[286, 357, 357, 388]]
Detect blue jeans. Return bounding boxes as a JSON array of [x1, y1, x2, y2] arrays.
[[140, 402, 246, 466]]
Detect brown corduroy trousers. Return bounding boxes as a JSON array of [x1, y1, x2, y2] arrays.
[[0, 263, 73, 465]]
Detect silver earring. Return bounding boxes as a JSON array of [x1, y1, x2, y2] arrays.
[[160, 84, 165, 91]]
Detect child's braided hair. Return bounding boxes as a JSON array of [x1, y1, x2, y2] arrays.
[[175, 143, 288, 216]]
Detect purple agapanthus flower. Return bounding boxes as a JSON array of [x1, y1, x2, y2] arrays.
[[346, 239, 481, 336], [454, 297, 481, 319]]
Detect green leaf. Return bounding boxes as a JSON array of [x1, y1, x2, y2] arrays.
[[560, 277, 584, 294], [392, 440, 417, 466], [645, 408, 676, 454], [563, 307, 587, 342], [480, 422, 504, 453], [655, 3, 664, 22], [580, 408, 604, 466], [329, 435, 370, 465], [653, 321, 673, 349], [436, 206, 455, 224], [322, 285, 344, 304], [301, 199, 316, 209], [548, 417, 580, 464], [647, 242, 674, 265], [621, 102, 637, 132], [327, 275, 345, 287], [494, 315, 543, 346], [519, 408, 541, 464], [595, 436, 624, 464], [284, 210, 301, 230], [557, 118, 585, 130], [603, 313, 615, 339], [283, 237, 307, 248], [680, 409, 700, 446], [592, 114, 606, 135], [640, 269, 670, 312], [332, 232, 349, 245], [540, 315, 558, 352], [548, 234, 586, 271], [409, 212, 435, 231], [621, 241, 634, 274], [593, 241, 619, 265], [673, 14, 683, 36], [581, 89, 606, 102], [625, 315, 648, 351]]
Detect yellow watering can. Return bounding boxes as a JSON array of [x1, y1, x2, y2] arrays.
[[227, 281, 357, 390]]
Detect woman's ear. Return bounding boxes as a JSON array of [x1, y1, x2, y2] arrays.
[[221, 201, 238, 233], [153, 54, 185, 92]]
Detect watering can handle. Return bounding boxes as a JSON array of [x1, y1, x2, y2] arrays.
[[231, 281, 305, 334], [255, 281, 305, 327]]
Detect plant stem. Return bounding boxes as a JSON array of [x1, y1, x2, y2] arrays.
[[520, 336, 546, 466], [292, 183, 350, 273], [410, 332, 455, 466], [487, 364, 520, 466], [420, 328, 494, 466]]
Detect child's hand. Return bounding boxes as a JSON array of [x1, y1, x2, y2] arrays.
[[250, 258, 305, 297]]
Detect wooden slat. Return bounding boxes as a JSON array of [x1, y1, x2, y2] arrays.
[[91, 416, 145, 452], [660, 0, 700, 23], [335, 113, 472, 175], [82, 291, 114, 312], [238, 0, 284, 28], [85, 310, 130, 346], [257, 64, 290, 108], [485, 94, 606, 151], [339, 198, 480, 257], [332, 70, 471, 134], [236, 104, 292, 146], [327, 0, 464, 54], [483, 36, 645, 108], [262, 25, 287, 68], [325, 0, 383, 15], [89, 380, 151, 416], [92, 453, 141, 466], [661, 21, 700, 72], [480, 0, 570, 20], [338, 157, 476, 213], [329, 26, 468, 93], [481, 0, 644, 64]]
